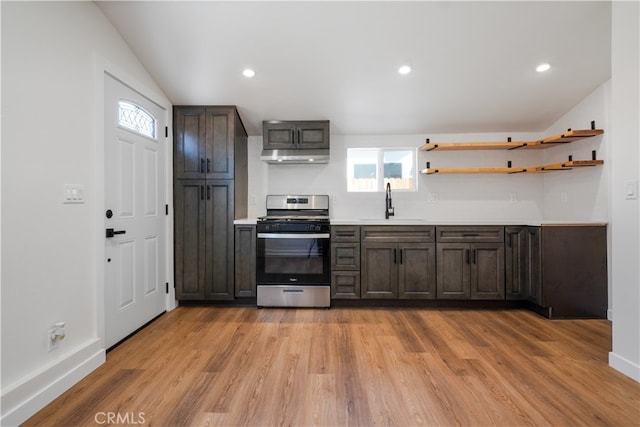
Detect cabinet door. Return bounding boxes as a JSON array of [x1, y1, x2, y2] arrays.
[[263, 122, 296, 150], [174, 107, 206, 180], [234, 225, 256, 297], [541, 226, 607, 318], [361, 243, 398, 299], [470, 243, 505, 300], [204, 180, 235, 300], [437, 243, 471, 299], [505, 226, 527, 300], [526, 227, 543, 305], [398, 243, 436, 299], [295, 121, 330, 149], [205, 107, 235, 179], [174, 180, 206, 299]]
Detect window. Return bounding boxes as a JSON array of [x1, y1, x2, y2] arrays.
[[118, 100, 157, 139], [347, 148, 416, 192]]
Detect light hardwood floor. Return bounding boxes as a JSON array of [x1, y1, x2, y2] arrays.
[[25, 307, 640, 426]]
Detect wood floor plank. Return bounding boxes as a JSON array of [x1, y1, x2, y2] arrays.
[[23, 307, 640, 427]]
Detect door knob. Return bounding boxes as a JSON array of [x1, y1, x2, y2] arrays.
[[106, 228, 126, 238]]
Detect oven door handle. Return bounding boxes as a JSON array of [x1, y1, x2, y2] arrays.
[[257, 233, 330, 239]]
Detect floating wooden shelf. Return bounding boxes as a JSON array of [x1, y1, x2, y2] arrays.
[[420, 141, 528, 151], [421, 167, 527, 175], [527, 159, 604, 173], [420, 128, 604, 152], [420, 124, 604, 175], [420, 159, 604, 175]]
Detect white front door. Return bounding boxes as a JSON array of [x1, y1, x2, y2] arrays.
[[104, 73, 167, 348]]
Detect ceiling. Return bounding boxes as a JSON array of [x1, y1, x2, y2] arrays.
[[96, 1, 611, 136]]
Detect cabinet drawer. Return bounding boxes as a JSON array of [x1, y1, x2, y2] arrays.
[[361, 226, 435, 243], [331, 226, 360, 242], [331, 243, 360, 270], [436, 226, 504, 243], [331, 271, 361, 299]]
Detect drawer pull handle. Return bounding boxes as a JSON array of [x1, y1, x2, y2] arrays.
[[463, 233, 480, 237]]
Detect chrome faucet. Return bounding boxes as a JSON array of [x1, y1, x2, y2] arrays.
[[385, 183, 394, 219]]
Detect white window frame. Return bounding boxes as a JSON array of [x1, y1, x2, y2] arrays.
[[347, 147, 417, 192]]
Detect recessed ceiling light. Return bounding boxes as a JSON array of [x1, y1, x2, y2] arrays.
[[536, 63, 551, 73], [398, 65, 412, 75], [242, 68, 256, 78]]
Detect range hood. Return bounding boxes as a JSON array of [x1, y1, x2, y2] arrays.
[[260, 149, 330, 164]]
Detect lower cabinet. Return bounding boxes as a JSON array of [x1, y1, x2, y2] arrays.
[[360, 226, 436, 300], [505, 225, 543, 304], [174, 179, 235, 300], [529, 225, 606, 318], [234, 224, 256, 297], [436, 242, 504, 299], [203, 222, 605, 316], [330, 226, 361, 299], [526, 227, 543, 306], [436, 226, 505, 300], [505, 224, 607, 318]]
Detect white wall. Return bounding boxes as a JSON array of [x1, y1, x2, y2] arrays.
[[609, 1, 640, 382], [542, 82, 610, 222], [261, 132, 546, 223], [1, 2, 169, 424], [260, 89, 610, 225]]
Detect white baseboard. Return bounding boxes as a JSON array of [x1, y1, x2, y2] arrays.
[[609, 351, 640, 382], [1, 339, 105, 426]]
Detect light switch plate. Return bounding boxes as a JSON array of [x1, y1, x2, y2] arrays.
[[63, 184, 85, 204], [625, 180, 638, 200]]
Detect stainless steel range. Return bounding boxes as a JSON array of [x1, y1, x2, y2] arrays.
[[256, 195, 331, 308]]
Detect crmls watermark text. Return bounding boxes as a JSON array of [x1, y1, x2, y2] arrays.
[[94, 412, 146, 425]]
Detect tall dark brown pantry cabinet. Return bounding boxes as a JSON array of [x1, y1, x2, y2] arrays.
[[174, 106, 248, 300]]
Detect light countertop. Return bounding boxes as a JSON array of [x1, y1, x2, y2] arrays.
[[234, 218, 607, 226]]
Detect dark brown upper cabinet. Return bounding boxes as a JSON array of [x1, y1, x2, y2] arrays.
[[263, 121, 330, 150], [174, 106, 247, 180]]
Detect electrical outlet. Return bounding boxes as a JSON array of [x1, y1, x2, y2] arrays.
[[48, 322, 66, 351], [427, 193, 439, 203], [48, 328, 59, 351], [509, 193, 517, 204]]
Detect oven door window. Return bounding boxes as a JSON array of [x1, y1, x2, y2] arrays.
[[257, 236, 330, 285]]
